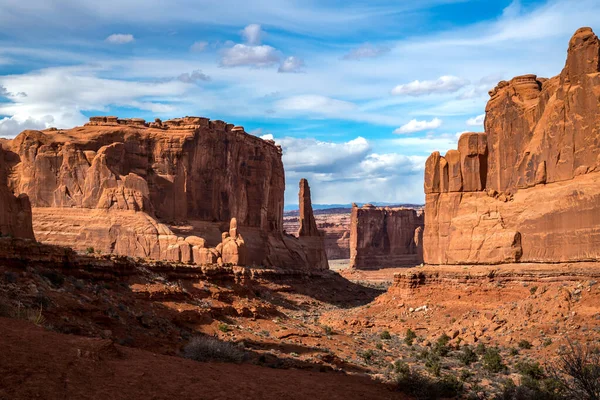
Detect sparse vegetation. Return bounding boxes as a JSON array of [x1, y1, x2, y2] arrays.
[[483, 347, 506, 373], [218, 323, 230, 333], [359, 349, 374, 363], [323, 325, 333, 336], [459, 345, 478, 366], [85, 246, 95, 255], [404, 328, 417, 346], [549, 341, 600, 400], [518, 339, 533, 350], [380, 330, 391, 340], [183, 336, 245, 363]]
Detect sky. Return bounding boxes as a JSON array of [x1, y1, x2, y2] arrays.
[[0, 0, 599, 207]]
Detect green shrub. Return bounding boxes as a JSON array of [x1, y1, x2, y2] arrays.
[[476, 342, 487, 355], [459, 345, 478, 366], [380, 330, 392, 340], [359, 349, 374, 363], [405, 328, 417, 346], [393, 360, 410, 376], [85, 247, 95, 255], [515, 361, 545, 380], [183, 336, 245, 363], [323, 325, 333, 335], [218, 323, 230, 333], [433, 334, 451, 357], [376, 343, 383, 350], [483, 347, 506, 373], [519, 340, 533, 350], [424, 351, 442, 377], [396, 369, 463, 399]]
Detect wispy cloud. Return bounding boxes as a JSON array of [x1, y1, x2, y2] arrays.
[[278, 56, 305, 73], [392, 76, 468, 96], [466, 114, 485, 126], [343, 43, 391, 60], [241, 24, 263, 45], [105, 33, 135, 44], [190, 41, 208, 52], [394, 118, 442, 134], [176, 70, 211, 83]]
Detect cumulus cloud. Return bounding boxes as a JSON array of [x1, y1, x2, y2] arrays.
[[392, 76, 468, 96], [220, 44, 280, 67], [275, 95, 356, 115], [105, 34, 135, 44], [466, 114, 485, 126], [0, 115, 54, 138], [176, 70, 210, 83], [343, 43, 391, 60], [276, 136, 370, 174], [278, 56, 305, 73], [394, 118, 442, 134], [190, 41, 208, 52], [268, 134, 427, 205], [241, 24, 263, 45]]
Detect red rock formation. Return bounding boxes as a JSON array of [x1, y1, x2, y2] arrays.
[[424, 27, 600, 265], [0, 144, 34, 239], [297, 179, 319, 237], [3, 117, 326, 270], [350, 204, 424, 269]]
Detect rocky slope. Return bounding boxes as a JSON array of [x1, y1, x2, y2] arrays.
[[3, 117, 326, 270], [424, 27, 600, 265]]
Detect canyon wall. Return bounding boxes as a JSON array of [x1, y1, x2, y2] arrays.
[[350, 204, 424, 269], [0, 143, 34, 239], [424, 27, 600, 265], [3, 117, 327, 270]]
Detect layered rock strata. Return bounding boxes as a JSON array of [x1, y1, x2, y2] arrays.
[[424, 27, 600, 265], [3, 117, 327, 270], [349, 204, 424, 269]]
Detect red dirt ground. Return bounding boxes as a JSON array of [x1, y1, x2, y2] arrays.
[[0, 317, 407, 400]]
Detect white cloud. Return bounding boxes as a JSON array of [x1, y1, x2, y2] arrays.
[[343, 43, 391, 60], [394, 117, 442, 134], [275, 136, 370, 173], [466, 114, 485, 126], [278, 56, 305, 73], [391, 76, 468, 96], [241, 24, 263, 45], [190, 41, 208, 52], [0, 115, 54, 138], [269, 134, 427, 205], [220, 44, 280, 67], [105, 34, 135, 44], [177, 70, 210, 83], [275, 95, 356, 115]]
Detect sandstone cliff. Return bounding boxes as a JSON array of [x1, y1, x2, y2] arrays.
[[0, 143, 34, 239], [424, 27, 600, 265], [3, 117, 327, 270], [350, 204, 423, 269]]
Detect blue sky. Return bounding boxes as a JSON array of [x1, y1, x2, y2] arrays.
[[1, 0, 599, 206]]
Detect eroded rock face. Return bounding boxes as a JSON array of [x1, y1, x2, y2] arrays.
[[297, 179, 320, 237], [3, 117, 325, 270], [424, 27, 600, 265], [0, 144, 34, 239], [350, 204, 424, 269]]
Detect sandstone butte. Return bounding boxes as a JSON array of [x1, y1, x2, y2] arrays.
[[0, 116, 327, 271], [349, 204, 423, 270], [424, 27, 600, 265]]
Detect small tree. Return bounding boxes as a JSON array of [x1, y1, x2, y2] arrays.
[[550, 341, 600, 400]]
